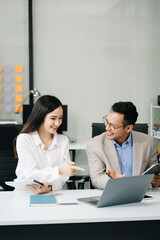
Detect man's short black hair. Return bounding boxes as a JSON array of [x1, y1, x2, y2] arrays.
[[111, 101, 138, 125]]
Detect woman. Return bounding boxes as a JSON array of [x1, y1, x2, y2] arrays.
[[14, 95, 84, 194]]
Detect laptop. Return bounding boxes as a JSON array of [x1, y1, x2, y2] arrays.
[[78, 174, 154, 208]]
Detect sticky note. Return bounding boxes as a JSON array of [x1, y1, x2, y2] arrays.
[[15, 65, 22, 72], [4, 76, 11, 82], [16, 104, 23, 112], [16, 85, 23, 92], [0, 85, 1, 92], [4, 66, 11, 72], [5, 105, 12, 112], [5, 95, 11, 102], [4, 85, 11, 92], [0, 75, 1, 82], [16, 95, 23, 102], [15, 75, 22, 82], [0, 66, 2, 72]]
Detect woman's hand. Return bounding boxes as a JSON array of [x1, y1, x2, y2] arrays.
[[59, 161, 85, 176], [107, 169, 126, 178], [27, 181, 52, 195]]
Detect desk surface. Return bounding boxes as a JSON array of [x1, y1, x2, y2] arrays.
[[0, 188, 160, 226], [69, 140, 88, 150]]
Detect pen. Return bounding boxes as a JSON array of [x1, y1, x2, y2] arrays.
[[106, 172, 113, 178], [33, 180, 44, 186]]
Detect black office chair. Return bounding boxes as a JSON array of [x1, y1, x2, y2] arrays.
[[0, 156, 18, 191], [0, 124, 22, 191], [78, 122, 149, 189]]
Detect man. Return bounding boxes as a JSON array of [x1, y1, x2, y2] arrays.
[[86, 101, 160, 189]]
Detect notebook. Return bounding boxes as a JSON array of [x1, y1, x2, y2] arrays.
[[142, 163, 160, 175], [78, 174, 154, 208], [30, 195, 56, 207]]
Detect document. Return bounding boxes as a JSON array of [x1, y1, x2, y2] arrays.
[[5, 180, 38, 188], [56, 195, 78, 205]]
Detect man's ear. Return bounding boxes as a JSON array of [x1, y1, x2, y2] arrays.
[[125, 124, 133, 133]]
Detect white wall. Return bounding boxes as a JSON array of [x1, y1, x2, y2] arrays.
[[33, 0, 160, 140], [33, 0, 160, 173]]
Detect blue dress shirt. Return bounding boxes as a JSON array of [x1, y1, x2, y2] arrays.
[[113, 133, 133, 176]]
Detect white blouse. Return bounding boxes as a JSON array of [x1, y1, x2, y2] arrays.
[[15, 131, 70, 191]]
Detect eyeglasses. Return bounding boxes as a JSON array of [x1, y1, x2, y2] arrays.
[[102, 115, 126, 131]]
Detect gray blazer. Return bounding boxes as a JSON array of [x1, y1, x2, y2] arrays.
[[86, 131, 157, 189]]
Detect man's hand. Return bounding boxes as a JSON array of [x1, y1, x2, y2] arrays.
[[27, 181, 52, 195], [107, 169, 126, 178], [151, 174, 160, 187]]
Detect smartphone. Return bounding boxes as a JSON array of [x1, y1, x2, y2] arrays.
[[33, 180, 44, 187], [144, 194, 152, 199]]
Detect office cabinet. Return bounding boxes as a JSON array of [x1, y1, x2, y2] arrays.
[[150, 103, 160, 139]]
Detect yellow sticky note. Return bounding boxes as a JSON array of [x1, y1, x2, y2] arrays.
[[16, 105, 23, 112], [0, 66, 2, 72], [16, 95, 23, 102], [15, 75, 22, 82], [0, 85, 1, 92], [15, 65, 22, 72], [16, 85, 23, 92], [0, 75, 1, 82]]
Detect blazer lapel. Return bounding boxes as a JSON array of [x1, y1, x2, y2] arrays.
[[104, 137, 121, 173], [132, 131, 144, 175]]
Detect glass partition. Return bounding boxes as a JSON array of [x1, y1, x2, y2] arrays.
[[0, 0, 29, 123]]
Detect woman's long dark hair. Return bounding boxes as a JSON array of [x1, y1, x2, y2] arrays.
[[13, 95, 63, 157]]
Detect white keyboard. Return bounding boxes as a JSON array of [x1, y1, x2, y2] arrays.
[[56, 194, 78, 205]]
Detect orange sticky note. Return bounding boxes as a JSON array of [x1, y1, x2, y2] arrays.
[[16, 95, 23, 102], [158, 141, 160, 155], [15, 75, 22, 82], [16, 104, 23, 112], [16, 85, 23, 92], [0, 75, 1, 82], [0, 66, 2, 72], [0, 85, 1, 92], [15, 65, 22, 72]]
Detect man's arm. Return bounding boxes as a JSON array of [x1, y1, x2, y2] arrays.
[[147, 137, 158, 168], [86, 140, 110, 189], [147, 137, 160, 187]]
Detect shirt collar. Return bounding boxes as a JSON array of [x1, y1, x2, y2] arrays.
[[31, 131, 58, 150], [113, 132, 132, 148]]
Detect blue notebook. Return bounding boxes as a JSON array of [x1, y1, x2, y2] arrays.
[[30, 195, 57, 207]]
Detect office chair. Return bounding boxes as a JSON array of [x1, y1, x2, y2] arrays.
[[78, 122, 149, 189], [0, 156, 18, 191], [0, 124, 22, 191]]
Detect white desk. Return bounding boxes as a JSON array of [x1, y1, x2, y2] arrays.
[[0, 189, 160, 240], [69, 140, 88, 150]]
